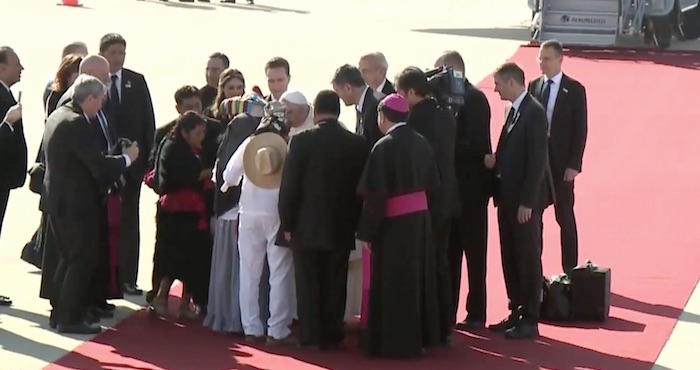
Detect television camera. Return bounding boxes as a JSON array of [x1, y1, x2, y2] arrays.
[[425, 66, 466, 113]]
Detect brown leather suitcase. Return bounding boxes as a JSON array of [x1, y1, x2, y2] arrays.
[[570, 261, 611, 321]]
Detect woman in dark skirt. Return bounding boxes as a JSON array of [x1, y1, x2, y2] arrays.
[[146, 111, 213, 319]]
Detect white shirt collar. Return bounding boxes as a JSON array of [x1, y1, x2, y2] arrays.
[[386, 122, 405, 134], [357, 86, 369, 113], [0, 79, 10, 93], [111, 69, 122, 81], [545, 71, 563, 86], [511, 90, 528, 111], [376, 79, 387, 93]]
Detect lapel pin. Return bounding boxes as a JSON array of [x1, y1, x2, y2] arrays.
[[125, 81, 132, 89]]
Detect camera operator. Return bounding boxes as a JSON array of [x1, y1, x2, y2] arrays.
[[395, 67, 460, 346], [435, 51, 493, 330]]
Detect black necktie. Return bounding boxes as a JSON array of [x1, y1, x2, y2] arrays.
[[108, 75, 120, 114], [505, 107, 517, 132], [540, 79, 553, 106]]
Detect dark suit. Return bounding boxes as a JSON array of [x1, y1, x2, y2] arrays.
[[355, 87, 382, 147], [406, 97, 460, 340], [448, 80, 493, 323], [493, 93, 548, 322], [41, 102, 127, 325], [0, 83, 27, 251], [108, 68, 156, 287], [278, 119, 369, 347], [380, 79, 395, 95], [528, 74, 587, 273]]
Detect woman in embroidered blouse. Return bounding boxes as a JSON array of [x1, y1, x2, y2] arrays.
[[148, 111, 214, 319]]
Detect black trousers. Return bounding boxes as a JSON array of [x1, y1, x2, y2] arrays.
[[0, 189, 9, 242], [497, 206, 543, 321], [293, 247, 350, 347], [448, 199, 488, 322], [432, 216, 453, 339], [119, 178, 141, 286], [547, 180, 578, 274], [48, 215, 100, 325]]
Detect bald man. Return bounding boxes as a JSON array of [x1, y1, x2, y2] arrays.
[[359, 52, 395, 99], [57, 55, 110, 107]]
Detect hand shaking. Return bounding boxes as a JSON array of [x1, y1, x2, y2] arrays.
[[124, 142, 139, 162]]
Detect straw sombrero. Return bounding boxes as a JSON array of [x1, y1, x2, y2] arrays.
[[242, 132, 288, 189]]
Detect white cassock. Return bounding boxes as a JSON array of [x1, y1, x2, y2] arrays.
[[345, 241, 363, 320], [221, 137, 294, 340]]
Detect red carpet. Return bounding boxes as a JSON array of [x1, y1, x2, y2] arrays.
[[46, 47, 700, 370]]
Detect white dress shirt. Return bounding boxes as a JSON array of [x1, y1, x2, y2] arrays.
[[110, 69, 123, 102], [221, 137, 279, 217], [542, 72, 562, 130], [356, 86, 369, 114], [506, 90, 528, 133]]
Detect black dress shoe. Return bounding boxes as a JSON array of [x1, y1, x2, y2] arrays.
[[99, 302, 116, 312], [57, 322, 103, 335], [488, 314, 519, 333], [504, 322, 539, 340], [90, 306, 114, 319], [0, 295, 12, 306], [455, 318, 486, 330], [84, 310, 101, 324], [146, 290, 156, 304], [123, 284, 143, 296]]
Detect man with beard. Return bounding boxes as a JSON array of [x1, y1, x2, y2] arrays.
[[395, 67, 460, 345], [435, 51, 493, 330], [146, 85, 224, 313]]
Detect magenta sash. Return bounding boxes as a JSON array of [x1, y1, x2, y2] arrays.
[[360, 191, 429, 328], [107, 194, 121, 297]]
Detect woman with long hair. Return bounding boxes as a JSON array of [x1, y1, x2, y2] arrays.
[[146, 111, 214, 319], [205, 68, 245, 122], [45, 54, 83, 117]]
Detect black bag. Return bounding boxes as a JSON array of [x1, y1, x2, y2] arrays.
[[570, 260, 611, 321], [540, 274, 572, 321], [20, 224, 44, 269]]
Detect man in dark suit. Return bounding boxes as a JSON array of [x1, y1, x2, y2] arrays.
[[42, 75, 139, 334], [487, 62, 549, 340], [332, 64, 382, 147], [99, 33, 156, 295], [396, 66, 461, 345], [528, 40, 588, 274], [278, 90, 368, 350], [359, 52, 395, 99], [0, 46, 28, 307], [435, 51, 494, 330], [201, 52, 229, 109]]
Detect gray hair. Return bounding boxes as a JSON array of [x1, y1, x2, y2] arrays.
[[361, 52, 389, 71], [72, 74, 106, 104]]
